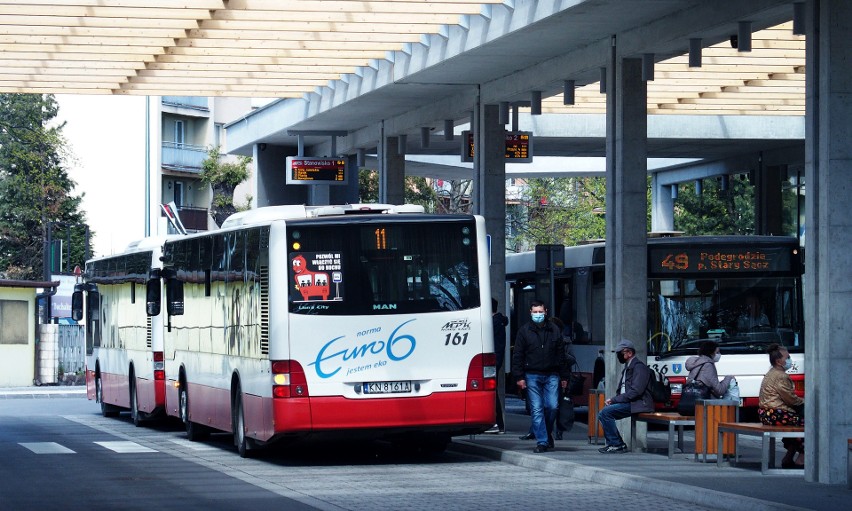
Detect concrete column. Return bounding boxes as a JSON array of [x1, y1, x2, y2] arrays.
[[479, 104, 507, 314], [804, 0, 852, 485], [755, 164, 783, 235], [651, 173, 675, 232], [605, 55, 648, 446], [379, 135, 405, 205]]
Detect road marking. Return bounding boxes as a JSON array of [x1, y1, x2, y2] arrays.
[[94, 441, 156, 453], [169, 438, 217, 451], [19, 442, 75, 454]]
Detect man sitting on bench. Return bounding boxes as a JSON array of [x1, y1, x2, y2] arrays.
[[597, 339, 654, 454]]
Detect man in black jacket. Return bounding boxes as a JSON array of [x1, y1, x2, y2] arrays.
[[597, 338, 654, 453], [512, 300, 569, 453]]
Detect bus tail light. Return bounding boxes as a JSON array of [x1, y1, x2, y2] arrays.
[[667, 376, 686, 396], [790, 374, 805, 397], [271, 360, 309, 398], [153, 351, 164, 380], [467, 353, 497, 391]]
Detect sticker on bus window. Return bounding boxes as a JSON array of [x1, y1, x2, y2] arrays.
[[291, 252, 344, 302]]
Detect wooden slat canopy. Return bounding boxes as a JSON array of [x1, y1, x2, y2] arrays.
[[0, 2, 805, 116]]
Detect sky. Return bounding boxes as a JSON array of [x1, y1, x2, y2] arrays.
[[55, 95, 148, 258]]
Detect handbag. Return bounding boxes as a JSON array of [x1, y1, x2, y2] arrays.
[[676, 362, 711, 416], [557, 389, 575, 433]]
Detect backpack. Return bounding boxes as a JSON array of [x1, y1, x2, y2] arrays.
[[647, 370, 671, 404]]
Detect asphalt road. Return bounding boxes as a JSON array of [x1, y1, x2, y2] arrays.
[[0, 396, 719, 511]]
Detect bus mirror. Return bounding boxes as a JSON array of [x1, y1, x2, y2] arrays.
[[166, 277, 184, 316], [86, 291, 99, 321], [71, 290, 83, 321], [146, 277, 161, 316]]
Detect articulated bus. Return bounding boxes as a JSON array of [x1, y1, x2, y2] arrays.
[[151, 204, 495, 456], [72, 237, 170, 425], [505, 235, 804, 410]]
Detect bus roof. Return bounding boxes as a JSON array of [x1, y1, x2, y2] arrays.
[[220, 204, 426, 228]]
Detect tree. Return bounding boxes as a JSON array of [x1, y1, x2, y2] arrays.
[[673, 176, 755, 235], [0, 93, 90, 280], [508, 177, 607, 251], [200, 145, 252, 227], [357, 169, 441, 211]]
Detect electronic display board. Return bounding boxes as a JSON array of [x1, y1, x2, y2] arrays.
[[285, 157, 348, 185], [460, 131, 533, 163], [648, 245, 794, 276]]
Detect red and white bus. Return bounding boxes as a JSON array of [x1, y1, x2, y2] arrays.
[[72, 237, 169, 426], [153, 204, 495, 456], [506, 235, 805, 410]]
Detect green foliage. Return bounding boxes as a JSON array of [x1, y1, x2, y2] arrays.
[[357, 169, 441, 212], [200, 145, 252, 226], [509, 177, 607, 251], [0, 93, 91, 279], [673, 177, 755, 235]]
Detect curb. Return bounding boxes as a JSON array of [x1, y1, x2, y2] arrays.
[[0, 387, 87, 399], [449, 440, 810, 511]]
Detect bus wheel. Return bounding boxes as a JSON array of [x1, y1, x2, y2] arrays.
[[179, 384, 209, 441], [233, 390, 256, 458], [96, 376, 119, 418], [130, 378, 145, 427]]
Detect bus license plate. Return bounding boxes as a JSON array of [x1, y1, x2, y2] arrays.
[[364, 381, 411, 394]]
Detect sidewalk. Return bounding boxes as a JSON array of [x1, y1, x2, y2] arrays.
[[450, 398, 847, 511]]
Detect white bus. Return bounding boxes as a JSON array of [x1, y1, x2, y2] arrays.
[[72, 237, 169, 425], [153, 204, 495, 456], [506, 235, 804, 411]]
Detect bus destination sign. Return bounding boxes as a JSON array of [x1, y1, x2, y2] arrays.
[[461, 131, 533, 163], [648, 246, 793, 276], [286, 157, 348, 185]]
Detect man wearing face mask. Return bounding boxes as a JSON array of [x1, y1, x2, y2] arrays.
[[596, 339, 654, 453], [512, 300, 569, 453]]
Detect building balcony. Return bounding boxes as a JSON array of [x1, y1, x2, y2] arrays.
[[162, 206, 209, 232], [162, 142, 207, 173], [162, 96, 209, 111]]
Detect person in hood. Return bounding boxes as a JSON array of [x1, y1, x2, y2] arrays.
[[684, 340, 735, 398]]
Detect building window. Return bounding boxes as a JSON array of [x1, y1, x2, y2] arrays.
[[175, 120, 184, 147], [0, 300, 28, 345], [214, 123, 224, 148], [174, 181, 185, 208]]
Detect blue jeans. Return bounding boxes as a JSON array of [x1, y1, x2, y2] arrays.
[[525, 373, 559, 446], [597, 402, 631, 447]]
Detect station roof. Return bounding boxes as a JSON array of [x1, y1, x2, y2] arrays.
[[1, 1, 805, 162]]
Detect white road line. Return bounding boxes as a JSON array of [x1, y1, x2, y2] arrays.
[[94, 441, 157, 453], [19, 442, 75, 454]]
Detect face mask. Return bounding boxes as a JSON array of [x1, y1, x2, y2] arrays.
[[616, 351, 627, 364], [784, 358, 792, 371], [713, 353, 721, 363], [531, 312, 545, 324]]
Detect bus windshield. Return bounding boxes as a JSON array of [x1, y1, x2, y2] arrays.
[[288, 218, 480, 315], [648, 276, 803, 356]]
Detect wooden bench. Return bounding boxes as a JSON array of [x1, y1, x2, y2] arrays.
[[717, 422, 805, 475], [631, 412, 694, 458]]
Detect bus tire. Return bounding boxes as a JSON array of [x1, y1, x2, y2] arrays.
[[96, 375, 120, 418], [130, 375, 145, 427], [179, 383, 209, 442], [233, 389, 256, 458]]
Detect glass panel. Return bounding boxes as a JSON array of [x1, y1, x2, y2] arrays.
[[288, 219, 480, 315], [648, 276, 802, 356]]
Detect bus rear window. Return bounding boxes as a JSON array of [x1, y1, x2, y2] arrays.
[[287, 220, 480, 315]]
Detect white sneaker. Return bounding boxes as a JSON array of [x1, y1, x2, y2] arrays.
[[484, 424, 500, 434]]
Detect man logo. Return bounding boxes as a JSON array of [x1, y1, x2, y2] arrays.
[[373, 304, 397, 310]]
